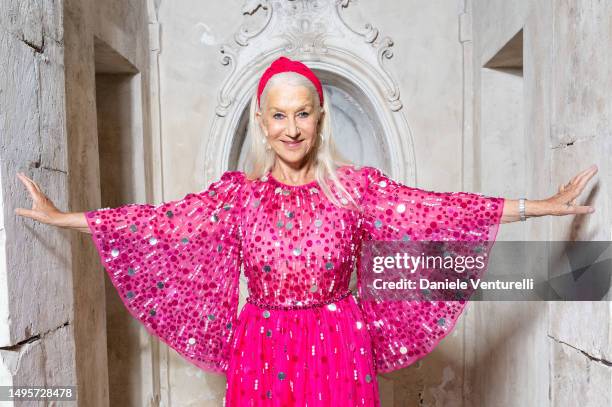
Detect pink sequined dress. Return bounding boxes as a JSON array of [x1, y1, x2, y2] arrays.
[[86, 165, 504, 406]]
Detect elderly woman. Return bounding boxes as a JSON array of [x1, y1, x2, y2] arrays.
[[15, 56, 597, 406]]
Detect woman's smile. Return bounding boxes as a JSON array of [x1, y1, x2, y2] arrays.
[[282, 139, 304, 149]]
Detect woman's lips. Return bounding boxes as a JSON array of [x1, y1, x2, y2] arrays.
[[281, 140, 303, 149]]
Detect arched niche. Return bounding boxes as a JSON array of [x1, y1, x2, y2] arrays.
[[199, 59, 416, 186], [194, 0, 418, 187]]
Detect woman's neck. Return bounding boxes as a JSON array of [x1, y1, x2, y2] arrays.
[[270, 161, 316, 186]]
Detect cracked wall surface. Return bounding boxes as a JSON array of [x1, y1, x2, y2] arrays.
[[470, 0, 611, 406], [547, 0, 612, 404], [1, 0, 154, 405], [550, 338, 611, 406], [548, 334, 612, 368], [1, 0, 77, 400]]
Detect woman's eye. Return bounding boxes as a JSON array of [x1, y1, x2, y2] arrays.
[[273, 113, 284, 120], [298, 112, 309, 118]]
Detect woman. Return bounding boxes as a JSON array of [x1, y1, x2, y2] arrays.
[[15, 56, 597, 406]]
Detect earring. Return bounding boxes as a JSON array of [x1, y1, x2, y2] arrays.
[[261, 136, 272, 150]]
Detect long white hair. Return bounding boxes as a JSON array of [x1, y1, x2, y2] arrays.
[[244, 71, 360, 210]]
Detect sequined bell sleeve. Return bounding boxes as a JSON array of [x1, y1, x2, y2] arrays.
[[356, 166, 504, 373], [85, 171, 245, 374]]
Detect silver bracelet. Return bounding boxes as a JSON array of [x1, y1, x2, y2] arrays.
[[519, 198, 526, 221]]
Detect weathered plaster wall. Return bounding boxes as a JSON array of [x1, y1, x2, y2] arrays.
[[0, 0, 76, 400], [1, 0, 155, 405], [2, 0, 609, 406], [470, 0, 611, 406], [65, 0, 155, 404]]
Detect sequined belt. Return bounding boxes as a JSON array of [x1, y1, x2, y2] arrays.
[[245, 289, 353, 310]]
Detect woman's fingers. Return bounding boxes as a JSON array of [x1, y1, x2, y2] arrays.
[[556, 165, 598, 215], [14, 207, 42, 221], [564, 165, 595, 190], [560, 165, 597, 199], [16, 172, 41, 201], [549, 199, 594, 216], [16, 172, 52, 206], [571, 165, 598, 188], [569, 205, 594, 215], [30, 178, 42, 193], [575, 165, 598, 190], [566, 167, 587, 186], [565, 204, 595, 215], [14, 172, 63, 225], [567, 166, 597, 201]]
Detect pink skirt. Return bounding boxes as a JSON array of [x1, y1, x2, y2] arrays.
[[225, 293, 380, 406]]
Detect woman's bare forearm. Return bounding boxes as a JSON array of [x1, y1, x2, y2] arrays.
[[500, 199, 547, 223], [54, 212, 91, 234]]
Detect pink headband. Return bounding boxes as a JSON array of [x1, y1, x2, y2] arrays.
[[257, 56, 324, 108]]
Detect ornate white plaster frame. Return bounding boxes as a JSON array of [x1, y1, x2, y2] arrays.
[[197, 0, 416, 185]]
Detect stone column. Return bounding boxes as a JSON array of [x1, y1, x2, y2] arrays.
[[0, 0, 84, 403]]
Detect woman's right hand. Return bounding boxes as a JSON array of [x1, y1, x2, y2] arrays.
[[14, 172, 66, 226]]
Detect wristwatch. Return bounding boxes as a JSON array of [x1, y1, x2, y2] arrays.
[[519, 198, 526, 221]]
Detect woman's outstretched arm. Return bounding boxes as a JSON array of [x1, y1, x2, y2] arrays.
[[499, 165, 598, 224], [13, 172, 90, 233]]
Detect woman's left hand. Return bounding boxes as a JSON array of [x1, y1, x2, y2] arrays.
[[540, 164, 598, 216]]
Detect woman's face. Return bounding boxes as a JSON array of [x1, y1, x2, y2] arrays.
[[256, 83, 323, 167]]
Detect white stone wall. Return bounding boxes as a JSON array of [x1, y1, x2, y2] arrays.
[[471, 0, 611, 406], [69, 0, 157, 404], [0, 0, 77, 402], [2, 0, 156, 405], [1, 0, 609, 405]]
